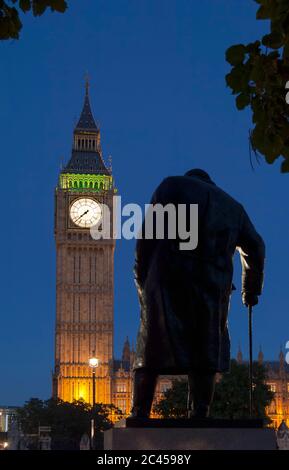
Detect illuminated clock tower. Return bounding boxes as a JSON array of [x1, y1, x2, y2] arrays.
[[53, 82, 115, 405]]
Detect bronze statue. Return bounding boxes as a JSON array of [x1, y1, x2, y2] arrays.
[[131, 169, 265, 418]]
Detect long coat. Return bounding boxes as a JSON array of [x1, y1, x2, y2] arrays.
[[133, 174, 265, 374]]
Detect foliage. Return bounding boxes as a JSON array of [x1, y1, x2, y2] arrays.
[[154, 360, 274, 422], [210, 360, 274, 421], [0, 0, 67, 40], [225, 0, 289, 172], [17, 398, 122, 450], [153, 379, 189, 418]]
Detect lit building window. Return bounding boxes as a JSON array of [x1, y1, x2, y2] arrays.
[[116, 383, 126, 393], [287, 383, 289, 393], [268, 383, 276, 393]]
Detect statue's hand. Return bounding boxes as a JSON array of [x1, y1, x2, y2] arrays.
[[242, 292, 259, 307]]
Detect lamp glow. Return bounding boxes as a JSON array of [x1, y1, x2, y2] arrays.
[[89, 357, 99, 368]]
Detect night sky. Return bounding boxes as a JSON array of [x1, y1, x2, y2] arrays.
[[0, 0, 288, 405]]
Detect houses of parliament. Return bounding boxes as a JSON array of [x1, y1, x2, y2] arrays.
[[52, 83, 289, 427]]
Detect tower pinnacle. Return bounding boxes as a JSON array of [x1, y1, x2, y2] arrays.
[[61, 82, 110, 176], [85, 72, 90, 95], [237, 343, 243, 364], [258, 346, 264, 364], [279, 347, 285, 373], [75, 81, 98, 133], [122, 337, 131, 363]]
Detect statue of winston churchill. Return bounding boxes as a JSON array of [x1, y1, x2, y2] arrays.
[[130, 169, 265, 419]]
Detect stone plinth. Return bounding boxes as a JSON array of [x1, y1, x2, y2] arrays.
[[104, 418, 277, 450]]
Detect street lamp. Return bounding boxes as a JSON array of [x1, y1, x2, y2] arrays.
[[89, 352, 99, 450], [89, 354, 99, 407]]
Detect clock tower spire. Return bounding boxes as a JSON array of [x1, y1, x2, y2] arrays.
[[64, 81, 109, 176], [53, 83, 115, 405]]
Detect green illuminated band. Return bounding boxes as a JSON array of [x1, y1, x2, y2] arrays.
[[59, 173, 113, 191]]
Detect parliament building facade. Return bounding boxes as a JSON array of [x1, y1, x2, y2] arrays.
[[52, 84, 289, 426]]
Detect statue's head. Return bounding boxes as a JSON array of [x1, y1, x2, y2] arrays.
[[184, 168, 215, 185]]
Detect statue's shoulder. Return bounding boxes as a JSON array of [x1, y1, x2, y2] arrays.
[[211, 184, 244, 212], [154, 176, 182, 196]]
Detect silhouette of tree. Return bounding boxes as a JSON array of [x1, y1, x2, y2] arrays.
[[0, 0, 67, 40], [154, 360, 274, 422], [17, 397, 122, 450], [226, 0, 289, 172]]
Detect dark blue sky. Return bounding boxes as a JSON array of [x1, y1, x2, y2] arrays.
[[0, 0, 288, 405]]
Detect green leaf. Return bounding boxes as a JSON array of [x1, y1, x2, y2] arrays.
[[252, 107, 266, 125], [256, 5, 272, 20], [32, 0, 48, 16], [49, 0, 67, 13], [251, 125, 268, 154], [264, 133, 284, 163], [226, 64, 251, 94], [236, 93, 250, 110], [281, 144, 289, 159], [19, 0, 31, 12], [250, 61, 265, 83], [281, 157, 289, 172], [245, 40, 261, 54], [262, 32, 284, 49], [226, 44, 246, 66]]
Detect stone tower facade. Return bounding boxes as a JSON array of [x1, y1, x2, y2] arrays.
[[53, 83, 115, 405], [52, 83, 175, 418]]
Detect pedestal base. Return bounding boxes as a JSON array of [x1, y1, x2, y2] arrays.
[[104, 418, 277, 450]]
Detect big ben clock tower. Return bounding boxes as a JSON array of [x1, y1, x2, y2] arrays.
[[53, 82, 115, 405]]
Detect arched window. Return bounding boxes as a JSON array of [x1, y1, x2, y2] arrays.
[[74, 181, 78, 188], [89, 181, 93, 188], [78, 139, 80, 149], [79, 181, 83, 188], [92, 140, 95, 149], [84, 181, 88, 188], [69, 180, 72, 188]]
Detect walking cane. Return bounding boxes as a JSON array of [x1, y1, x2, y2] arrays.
[[248, 305, 253, 418]]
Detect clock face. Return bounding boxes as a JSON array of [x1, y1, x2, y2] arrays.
[[70, 198, 102, 228]]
